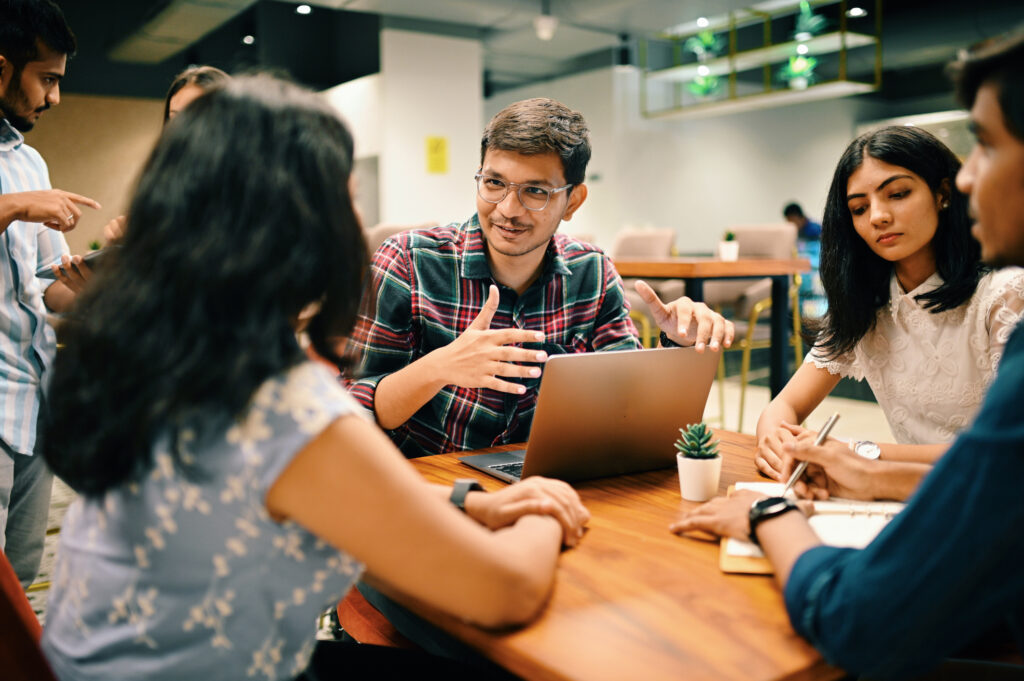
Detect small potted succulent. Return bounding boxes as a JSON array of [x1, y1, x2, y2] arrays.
[[717, 230, 739, 261], [675, 422, 722, 501]]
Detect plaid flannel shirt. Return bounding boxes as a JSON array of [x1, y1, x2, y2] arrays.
[[345, 215, 640, 458]]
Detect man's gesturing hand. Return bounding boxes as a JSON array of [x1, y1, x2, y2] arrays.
[[432, 284, 548, 394], [2, 189, 101, 232]]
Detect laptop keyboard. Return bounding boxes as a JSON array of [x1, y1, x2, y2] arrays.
[[489, 461, 524, 478]]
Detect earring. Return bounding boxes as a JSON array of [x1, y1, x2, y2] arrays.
[[941, 201, 949, 209]]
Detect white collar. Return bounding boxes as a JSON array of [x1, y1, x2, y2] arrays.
[[889, 271, 944, 322], [0, 118, 24, 152]]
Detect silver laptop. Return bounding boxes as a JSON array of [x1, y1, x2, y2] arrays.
[[458, 346, 719, 483]]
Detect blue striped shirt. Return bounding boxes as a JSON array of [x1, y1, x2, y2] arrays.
[[0, 117, 68, 456]]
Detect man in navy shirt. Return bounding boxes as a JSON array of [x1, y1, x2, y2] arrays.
[[674, 29, 1024, 680]]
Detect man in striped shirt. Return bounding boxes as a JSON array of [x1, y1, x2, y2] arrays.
[[347, 98, 733, 458], [0, 0, 100, 586]]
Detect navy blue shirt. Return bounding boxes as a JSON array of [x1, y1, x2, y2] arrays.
[[785, 320, 1024, 679]]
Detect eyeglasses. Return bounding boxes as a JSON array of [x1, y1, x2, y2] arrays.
[[474, 173, 573, 212]]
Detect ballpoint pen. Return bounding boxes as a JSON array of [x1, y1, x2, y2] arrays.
[[782, 412, 840, 496]]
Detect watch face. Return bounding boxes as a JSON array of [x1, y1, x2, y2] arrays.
[[855, 441, 881, 460]]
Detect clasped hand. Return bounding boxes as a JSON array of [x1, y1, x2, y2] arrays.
[[759, 423, 876, 500], [434, 284, 548, 395], [466, 476, 590, 547]]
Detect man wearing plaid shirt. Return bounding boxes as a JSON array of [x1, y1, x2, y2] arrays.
[[346, 98, 733, 458]]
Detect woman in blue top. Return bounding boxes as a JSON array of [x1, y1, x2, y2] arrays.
[[39, 75, 588, 681]]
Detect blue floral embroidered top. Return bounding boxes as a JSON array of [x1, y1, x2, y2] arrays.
[[41, 362, 364, 681]]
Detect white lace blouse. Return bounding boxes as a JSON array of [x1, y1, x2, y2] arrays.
[[807, 268, 1024, 444]]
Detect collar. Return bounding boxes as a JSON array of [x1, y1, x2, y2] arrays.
[[458, 214, 573, 283], [888, 271, 944, 322], [0, 118, 24, 152]]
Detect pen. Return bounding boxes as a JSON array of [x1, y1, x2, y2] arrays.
[[781, 412, 840, 496]]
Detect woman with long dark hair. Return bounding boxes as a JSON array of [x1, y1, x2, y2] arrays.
[[754, 125, 1024, 497], [39, 75, 587, 681]]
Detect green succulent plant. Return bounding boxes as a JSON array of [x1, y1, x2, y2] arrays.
[[683, 30, 723, 61], [675, 422, 720, 460], [794, 0, 827, 38], [723, 231, 736, 241], [88, 240, 102, 251], [777, 55, 818, 88], [687, 74, 721, 98]]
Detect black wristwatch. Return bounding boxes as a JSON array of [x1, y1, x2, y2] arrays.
[[659, 331, 681, 348], [748, 496, 799, 546], [450, 479, 485, 512]]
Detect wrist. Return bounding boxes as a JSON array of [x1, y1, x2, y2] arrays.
[[462, 490, 489, 523]]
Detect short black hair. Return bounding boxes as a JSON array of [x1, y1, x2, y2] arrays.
[[0, 0, 76, 70], [783, 202, 804, 219], [950, 27, 1024, 142]]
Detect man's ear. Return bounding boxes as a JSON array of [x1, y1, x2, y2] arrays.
[[0, 55, 12, 95], [561, 183, 588, 222]]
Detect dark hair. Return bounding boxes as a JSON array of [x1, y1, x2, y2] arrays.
[[950, 27, 1024, 142], [163, 65, 230, 123], [783, 202, 804, 219], [42, 75, 368, 496], [812, 125, 982, 359], [480, 97, 591, 185], [0, 0, 75, 70]]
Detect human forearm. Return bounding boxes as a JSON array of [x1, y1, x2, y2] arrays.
[[878, 442, 948, 464], [373, 352, 450, 429], [865, 460, 932, 500], [43, 281, 76, 313], [756, 399, 801, 443], [757, 512, 823, 587]]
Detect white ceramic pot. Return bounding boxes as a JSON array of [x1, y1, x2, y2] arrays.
[[717, 241, 739, 261], [677, 453, 722, 502]]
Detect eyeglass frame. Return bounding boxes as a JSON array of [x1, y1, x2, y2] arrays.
[[474, 172, 574, 212]]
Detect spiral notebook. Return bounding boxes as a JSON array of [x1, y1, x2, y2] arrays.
[[720, 482, 905, 574]]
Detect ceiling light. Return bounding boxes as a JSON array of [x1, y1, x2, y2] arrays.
[[534, 14, 558, 41], [846, 7, 867, 18], [242, 34, 255, 45], [296, 4, 312, 15], [697, 65, 710, 76], [696, 17, 709, 28], [796, 43, 809, 55]]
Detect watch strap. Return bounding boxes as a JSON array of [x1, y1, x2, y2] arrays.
[[450, 479, 485, 512], [748, 496, 799, 546], [659, 331, 681, 348]]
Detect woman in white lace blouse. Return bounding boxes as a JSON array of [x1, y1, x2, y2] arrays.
[[38, 76, 588, 681], [755, 126, 1024, 498]]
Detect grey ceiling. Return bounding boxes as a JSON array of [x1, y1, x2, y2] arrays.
[[51, 0, 1024, 99]]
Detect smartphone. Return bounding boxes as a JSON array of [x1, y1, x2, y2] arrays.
[[36, 246, 118, 280]]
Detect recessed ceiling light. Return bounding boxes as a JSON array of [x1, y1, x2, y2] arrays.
[[242, 35, 255, 45], [296, 4, 312, 15], [796, 44, 809, 55], [696, 17, 709, 28], [846, 7, 867, 18]]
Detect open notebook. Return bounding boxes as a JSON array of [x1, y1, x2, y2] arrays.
[[720, 482, 905, 574]]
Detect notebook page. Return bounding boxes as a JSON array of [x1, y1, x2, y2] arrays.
[[724, 482, 906, 557]]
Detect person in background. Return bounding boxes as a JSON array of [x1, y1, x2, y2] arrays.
[[673, 29, 1024, 680], [0, 0, 100, 587], [755, 126, 1024, 501], [39, 74, 588, 681], [345, 97, 733, 460], [783, 202, 824, 313], [102, 65, 230, 244], [783, 201, 822, 240]]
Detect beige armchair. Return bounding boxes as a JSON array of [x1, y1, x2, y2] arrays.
[[611, 227, 684, 348], [704, 224, 803, 431]]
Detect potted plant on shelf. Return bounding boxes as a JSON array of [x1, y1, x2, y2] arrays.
[[717, 230, 739, 261], [675, 422, 722, 502]]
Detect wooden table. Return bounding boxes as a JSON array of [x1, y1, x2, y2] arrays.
[[398, 432, 843, 681], [614, 258, 811, 396]]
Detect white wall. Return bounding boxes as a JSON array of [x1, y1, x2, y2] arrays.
[[323, 74, 382, 160], [487, 67, 871, 252], [379, 29, 482, 226]]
